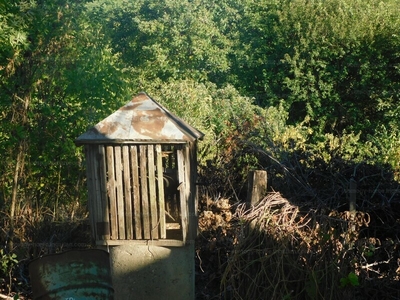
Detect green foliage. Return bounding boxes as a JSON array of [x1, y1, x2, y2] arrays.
[[0, 249, 18, 277], [0, 0, 32, 65], [340, 272, 360, 288], [234, 0, 400, 139], [97, 0, 233, 84], [368, 125, 400, 180], [143, 79, 262, 163], [0, 249, 18, 293], [0, 0, 132, 223], [0, 0, 398, 226]]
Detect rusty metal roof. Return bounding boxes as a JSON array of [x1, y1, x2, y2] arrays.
[[75, 92, 204, 145]]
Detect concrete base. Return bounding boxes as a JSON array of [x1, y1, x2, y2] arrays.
[[107, 243, 194, 300]]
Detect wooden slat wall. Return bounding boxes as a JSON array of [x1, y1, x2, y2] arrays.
[[86, 145, 112, 241], [87, 143, 190, 244]]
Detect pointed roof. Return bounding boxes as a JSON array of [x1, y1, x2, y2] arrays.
[[75, 92, 204, 145]]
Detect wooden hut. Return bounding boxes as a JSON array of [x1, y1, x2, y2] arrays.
[[75, 92, 204, 247]]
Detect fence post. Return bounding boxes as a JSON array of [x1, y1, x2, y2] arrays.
[[247, 170, 268, 206]]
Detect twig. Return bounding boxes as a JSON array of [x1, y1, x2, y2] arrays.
[[360, 259, 391, 269], [196, 249, 204, 273], [227, 176, 240, 204]]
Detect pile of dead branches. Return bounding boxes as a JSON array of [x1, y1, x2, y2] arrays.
[[221, 192, 400, 300]]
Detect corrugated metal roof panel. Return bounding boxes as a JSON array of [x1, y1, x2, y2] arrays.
[[75, 92, 204, 145]]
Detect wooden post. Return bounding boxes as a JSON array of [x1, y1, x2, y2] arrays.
[[98, 145, 110, 240], [140, 145, 151, 239], [114, 146, 125, 240], [156, 145, 166, 239], [131, 145, 142, 239], [247, 170, 267, 206], [122, 145, 133, 239], [147, 145, 159, 239], [106, 146, 118, 240], [177, 148, 188, 244]]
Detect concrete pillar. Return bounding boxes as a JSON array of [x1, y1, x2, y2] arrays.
[[108, 243, 194, 300]]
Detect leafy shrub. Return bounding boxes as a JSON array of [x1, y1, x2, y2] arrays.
[[0, 249, 18, 294]]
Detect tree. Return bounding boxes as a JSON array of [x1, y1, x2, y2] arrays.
[[0, 0, 132, 249], [233, 0, 400, 138], [96, 0, 233, 85]]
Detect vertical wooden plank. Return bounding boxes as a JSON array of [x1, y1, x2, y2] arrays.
[[85, 146, 97, 240], [98, 145, 110, 240], [114, 146, 125, 239], [190, 142, 199, 240], [131, 145, 142, 239], [183, 145, 192, 241], [140, 145, 151, 239], [156, 144, 166, 238], [147, 145, 159, 239], [185, 143, 196, 241], [92, 145, 103, 242], [172, 148, 180, 220], [106, 146, 118, 240], [123, 145, 133, 239], [177, 148, 188, 243]]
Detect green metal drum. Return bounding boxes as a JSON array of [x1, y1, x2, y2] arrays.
[[29, 249, 114, 300]]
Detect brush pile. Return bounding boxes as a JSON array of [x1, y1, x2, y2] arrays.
[[219, 192, 400, 299], [195, 144, 400, 299]]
